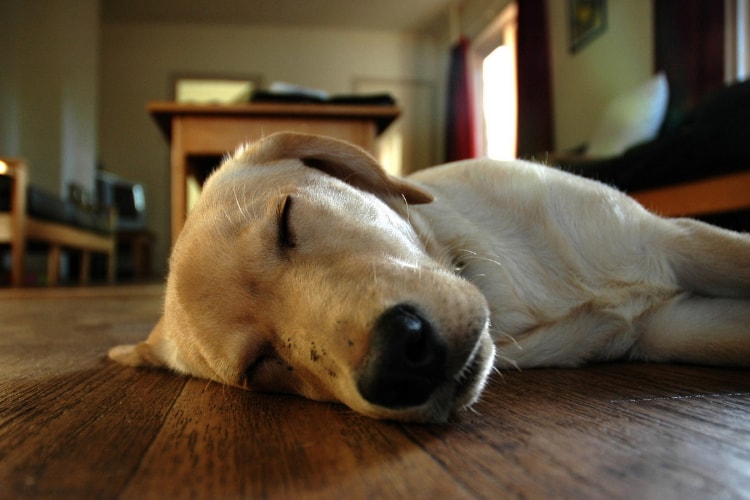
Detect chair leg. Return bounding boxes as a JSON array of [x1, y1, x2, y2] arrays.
[[11, 242, 25, 287], [47, 245, 61, 286], [107, 249, 116, 284], [79, 251, 91, 285]]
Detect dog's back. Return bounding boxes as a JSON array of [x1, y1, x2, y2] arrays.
[[408, 159, 750, 368]]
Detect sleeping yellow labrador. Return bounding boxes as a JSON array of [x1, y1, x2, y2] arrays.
[[110, 132, 750, 422]]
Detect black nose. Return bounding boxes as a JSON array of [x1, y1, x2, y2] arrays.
[[357, 304, 447, 409]]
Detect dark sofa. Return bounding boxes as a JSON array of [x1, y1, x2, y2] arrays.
[[554, 80, 750, 231], [0, 158, 116, 286]]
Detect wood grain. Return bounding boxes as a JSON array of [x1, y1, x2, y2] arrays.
[[0, 285, 748, 499], [630, 170, 750, 217]]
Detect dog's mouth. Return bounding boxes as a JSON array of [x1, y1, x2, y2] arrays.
[[450, 331, 496, 410]]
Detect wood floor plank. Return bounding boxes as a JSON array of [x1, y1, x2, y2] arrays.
[[119, 381, 474, 499], [402, 365, 750, 499], [0, 365, 185, 498]]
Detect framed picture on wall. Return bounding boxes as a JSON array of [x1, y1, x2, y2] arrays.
[[569, 0, 607, 53]]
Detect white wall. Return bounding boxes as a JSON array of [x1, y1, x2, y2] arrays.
[[0, 0, 99, 195], [98, 22, 439, 276], [547, 0, 654, 150]]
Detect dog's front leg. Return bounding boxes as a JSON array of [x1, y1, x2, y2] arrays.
[[634, 294, 750, 366]]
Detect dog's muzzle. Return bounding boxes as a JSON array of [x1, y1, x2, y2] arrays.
[[356, 304, 449, 409]]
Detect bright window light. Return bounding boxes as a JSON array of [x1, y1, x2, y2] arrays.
[[482, 45, 517, 159]]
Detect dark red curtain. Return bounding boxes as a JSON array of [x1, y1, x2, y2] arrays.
[[445, 36, 478, 162], [515, 0, 554, 157], [654, 0, 725, 132]]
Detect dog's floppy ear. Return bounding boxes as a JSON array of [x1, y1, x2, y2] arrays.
[[108, 317, 171, 369], [238, 132, 434, 204]]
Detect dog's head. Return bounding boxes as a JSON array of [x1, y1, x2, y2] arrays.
[[110, 132, 495, 422]]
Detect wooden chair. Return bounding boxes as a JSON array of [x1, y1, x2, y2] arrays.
[[0, 158, 116, 286]]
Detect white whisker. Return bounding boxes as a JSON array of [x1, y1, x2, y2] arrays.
[[495, 355, 521, 371], [222, 208, 233, 224], [489, 365, 506, 381], [492, 329, 522, 350], [402, 194, 410, 224], [232, 183, 248, 220]]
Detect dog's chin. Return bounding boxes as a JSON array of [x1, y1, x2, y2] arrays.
[[356, 333, 496, 423], [450, 332, 496, 412]]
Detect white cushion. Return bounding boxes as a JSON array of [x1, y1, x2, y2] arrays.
[[587, 72, 669, 157]]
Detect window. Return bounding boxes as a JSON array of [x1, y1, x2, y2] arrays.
[[727, 0, 750, 81], [472, 3, 518, 159]]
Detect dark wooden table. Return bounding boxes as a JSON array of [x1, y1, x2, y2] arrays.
[[1, 285, 748, 499]]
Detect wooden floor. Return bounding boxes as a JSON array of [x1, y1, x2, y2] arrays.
[[0, 285, 748, 499]]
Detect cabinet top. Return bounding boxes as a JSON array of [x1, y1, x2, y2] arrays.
[[147, 101, 401, 139]]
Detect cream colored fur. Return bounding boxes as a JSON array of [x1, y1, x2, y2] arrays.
[[110, 132, 750, 422]]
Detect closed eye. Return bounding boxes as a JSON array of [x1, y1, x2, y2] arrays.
[[278, 195, 296, 249]]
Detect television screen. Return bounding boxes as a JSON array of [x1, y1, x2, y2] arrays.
[[96, 171, 147, 231]]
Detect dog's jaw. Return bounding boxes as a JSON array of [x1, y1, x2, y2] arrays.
[[432, 326, 496, 422], [451, 325, 496, 410]]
